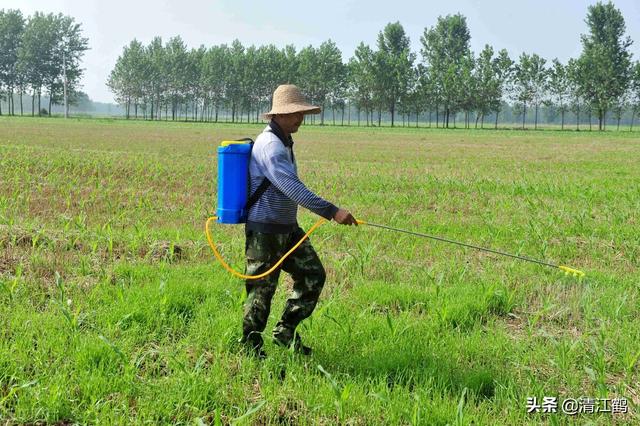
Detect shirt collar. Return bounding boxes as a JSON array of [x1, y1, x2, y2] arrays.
[[268, 119, 294, 147]]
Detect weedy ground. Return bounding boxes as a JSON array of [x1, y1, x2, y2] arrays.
[[0, 116, 639, 425]]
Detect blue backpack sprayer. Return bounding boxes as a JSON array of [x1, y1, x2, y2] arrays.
[[205, 140, 585, 280]]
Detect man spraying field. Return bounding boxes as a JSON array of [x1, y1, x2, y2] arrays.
[[240, 84, 357, 358]]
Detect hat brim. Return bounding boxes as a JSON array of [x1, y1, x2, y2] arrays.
[[262, 103, 321, 119]]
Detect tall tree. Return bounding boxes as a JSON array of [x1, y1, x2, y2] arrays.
[[145, 37, 166, 120], [566, 58, 583, 130], [630, 61, 640, 131], [347, 43, 375, 126], [282, 44, 299, 85], [547, 59, 570, 130], [375, 22, 415, 126], [577, 1, 633, 130], [421, 13, 472, 128], [529, 54, 548, 130], [513, 53, 546, 129], [107, 39, 146, 118], [226, 39, 245, 122], [165, 36, 189, 120], [52, 13, 89, 116], [18, 12, 56, 115], [0, 9, 25, 115], [492, 49, 514, 129], [315, 40, 344, 125], [202, 44, 228, 122], [256, 44, 286, 120], [473, 45, 500, 128], [459, 52, 476, 128]]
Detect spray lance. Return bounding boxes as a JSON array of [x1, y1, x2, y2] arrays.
[[205, 140, 585, 280]]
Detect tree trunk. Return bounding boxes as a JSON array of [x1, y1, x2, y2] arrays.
[[391, 104, 395, 127], [561, 110, 565, 130], [534, 103, 539, 130], [598, 109, 603, 131], [495, 109, 499, 129], [522, 102, 527, 129], [19, 91, 23, 115]]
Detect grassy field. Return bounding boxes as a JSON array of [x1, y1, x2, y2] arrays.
[[1, 116, 639, 425]]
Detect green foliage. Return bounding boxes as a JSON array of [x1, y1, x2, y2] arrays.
[[513, 53, 548, 129], [420, 13, 472, 127], [0, 9, 25, 114], [10, 11, 88, 116], [2, 5, 639, 128], [577, 1, 633, 130], [374, 22, 416, 127]]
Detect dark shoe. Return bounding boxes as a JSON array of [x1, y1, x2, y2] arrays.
[[251, 347, 268, 360], [273, 333, 312, 356], [239, 336, 267, 360], [293, 339, 312, 356]]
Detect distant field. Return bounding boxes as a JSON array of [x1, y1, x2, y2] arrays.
[[1, 116, 638, 424]]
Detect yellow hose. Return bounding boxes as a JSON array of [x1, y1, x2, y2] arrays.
[[205, 216, 584, 280], [205, 216, 329, 280]]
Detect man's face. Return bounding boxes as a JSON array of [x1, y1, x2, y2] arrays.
[[275, 112, 304, 134]]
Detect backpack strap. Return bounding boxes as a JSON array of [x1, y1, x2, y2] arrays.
[[246, 178, 271, 210]]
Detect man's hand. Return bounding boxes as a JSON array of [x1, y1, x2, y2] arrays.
[[333, 208, 358, 226]]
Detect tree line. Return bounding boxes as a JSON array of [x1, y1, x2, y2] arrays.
[[106, 2, 640, 130], [2, 3, 639, 129], [0, 9, 88, 116]]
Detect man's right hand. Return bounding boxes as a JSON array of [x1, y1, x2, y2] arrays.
[[333, 208, 358, 226]]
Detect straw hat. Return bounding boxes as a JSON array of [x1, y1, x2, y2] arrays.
[[263, 84, 321, 118]]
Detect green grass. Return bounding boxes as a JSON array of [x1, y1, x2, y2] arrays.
[[1, 116, 639, 424]]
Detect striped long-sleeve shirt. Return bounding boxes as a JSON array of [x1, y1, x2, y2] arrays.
[[246, 121, 338, 233]]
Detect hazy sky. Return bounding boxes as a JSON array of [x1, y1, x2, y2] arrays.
[[4, 0, 640, 103]]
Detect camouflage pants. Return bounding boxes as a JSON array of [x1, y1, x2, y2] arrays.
[[242, 227, 326, 350]]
